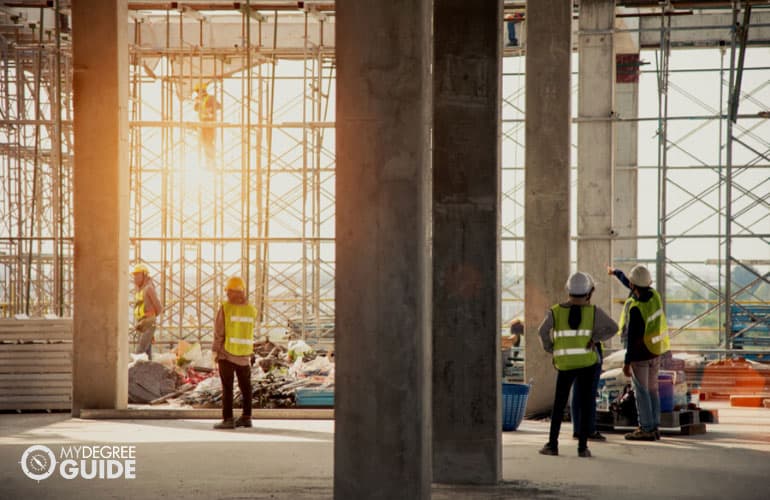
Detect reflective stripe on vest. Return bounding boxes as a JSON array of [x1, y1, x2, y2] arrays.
[[223, 302, 257, 356], [550, 304, 598, 371], [618, 289, 670, 356]]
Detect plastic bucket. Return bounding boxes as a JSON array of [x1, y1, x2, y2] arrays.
[[502, 383, 529, 431], [658, 373, 674, 412]]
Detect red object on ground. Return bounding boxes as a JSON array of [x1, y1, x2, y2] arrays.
[[700, 358, 770, 398]]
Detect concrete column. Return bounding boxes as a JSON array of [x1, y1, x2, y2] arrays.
[[432, 0, 501, 485], [577, 0, 615, 313], [613, 53, 640, 325], [334, 2, 432, 499], [524, 0, 572, 414], [71, 0, 129, 417]]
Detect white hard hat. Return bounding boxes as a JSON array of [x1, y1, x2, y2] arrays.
[[565, 272, 595, 296], [628, 264, 652, 287]]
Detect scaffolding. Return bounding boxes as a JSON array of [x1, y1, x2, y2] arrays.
[[500, 3, 770, 353], [1, 4, 337, 349], [1, 2, 768, 354], [0, 6, 72, 319], [126, 6, 336, 346]]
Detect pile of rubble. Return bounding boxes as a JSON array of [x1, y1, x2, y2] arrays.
[[127, 339, 335, 408]]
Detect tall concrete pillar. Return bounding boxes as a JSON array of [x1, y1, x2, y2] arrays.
[[613, 53, 640, 325], [334, 2, 432, 498], [71, 0, 129, 417], [432, 0, 502, 485], [524, 0, 573, 414], [577, 0, 615, 313]]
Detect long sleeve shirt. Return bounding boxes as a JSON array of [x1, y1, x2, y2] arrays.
[[538, 297, 618, 355], [611, 269, 631, 290]]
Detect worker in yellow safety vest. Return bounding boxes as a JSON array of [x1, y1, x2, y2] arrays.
[[537, 272, 618, 458], [618, 264, 670, 441], [132, 263, 162, 360], [212, 276, 257, 429]]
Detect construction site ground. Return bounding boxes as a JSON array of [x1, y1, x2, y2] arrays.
[[1, 400, 768, 499]]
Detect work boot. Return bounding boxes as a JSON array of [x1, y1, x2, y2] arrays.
[[213, 418, 235, 430], [578, 448, 592, 458], [624, 428, 655, 441], [538, 444, 558, 456], [588, 431, 606, 441], [234, 416, 252, 428]]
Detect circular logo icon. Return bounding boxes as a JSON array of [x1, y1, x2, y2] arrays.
[[19, 445, 57, 481]]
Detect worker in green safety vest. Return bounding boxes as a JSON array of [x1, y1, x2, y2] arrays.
[[619, 264, 670, 441], [538, 272, 618, 458], [212, 276, 257, 430]]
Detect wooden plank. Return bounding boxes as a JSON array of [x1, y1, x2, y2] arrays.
[[0, 324, 72, 333], [0, 357, 72, 366], [0, 402, 71, 410], [0, 351, 72, 364], [0, 379, 71, 388], [0, 365, 73, 374], [80, 408, 335, 420], [0, 343, 72, 352], [0, 387, 71, 397], [0, 395, 72, 404], [0, 331, 73, 341], [0, 373, 72, 383]]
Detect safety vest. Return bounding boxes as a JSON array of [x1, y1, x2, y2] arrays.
[[134, 289, 146, 321], [550, 304, 598, 371], [198, 95, 215, 121], [222, 302, 257, 356], [618, 288, 670, 355]]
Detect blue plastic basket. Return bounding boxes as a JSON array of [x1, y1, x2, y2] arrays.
[[502, 383, 530, 431]]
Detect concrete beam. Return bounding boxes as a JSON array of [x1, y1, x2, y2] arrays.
[[71, 0, 129, 416], [639, 10, 770, 48], [432, 0, 502, 485], [524, 0, 572, 415], [577, 0, 615, 313], [334, 1, 432, 498]]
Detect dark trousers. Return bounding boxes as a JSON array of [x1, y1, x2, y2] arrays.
[[218, 359, 252, 419], [572, 354, 602, 435], [548, 363, 597, 451]]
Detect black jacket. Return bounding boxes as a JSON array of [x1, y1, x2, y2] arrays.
[[624, 288, 657, 364]]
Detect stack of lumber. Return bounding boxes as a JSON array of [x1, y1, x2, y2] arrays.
[[0, 319, 72, 410]]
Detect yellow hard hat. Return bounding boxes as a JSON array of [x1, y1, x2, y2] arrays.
[[132, 263, 149, 275], [225, 276, 246, 292]]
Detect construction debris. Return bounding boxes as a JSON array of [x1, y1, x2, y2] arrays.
[[128, 339, 335, 409]]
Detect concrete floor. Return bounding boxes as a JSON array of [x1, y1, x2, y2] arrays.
[[1, 402, 768, 499]]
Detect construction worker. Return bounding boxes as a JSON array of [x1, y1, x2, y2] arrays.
[[538, 272, 618, 458], [212, 276, 257, 429], [132, 263, 162, 361], [619, 264, 670, 441], [505, 12, 524, 47], [193, 82, 220, 163]]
